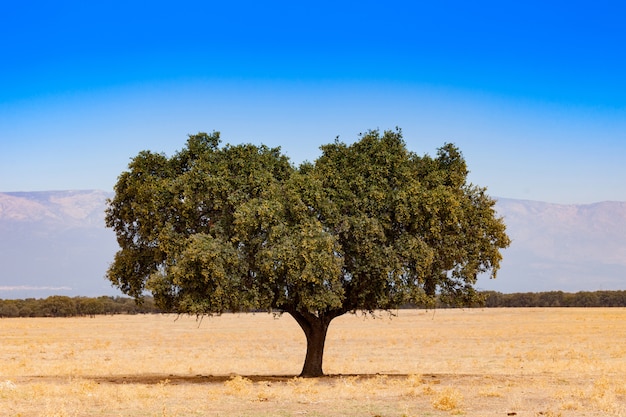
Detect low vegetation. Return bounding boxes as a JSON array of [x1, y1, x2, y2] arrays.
[[1, 308, 624, 416], [0, 295, 160, 317], [483, 290, 626, 307], [2, 290, 626, 318]]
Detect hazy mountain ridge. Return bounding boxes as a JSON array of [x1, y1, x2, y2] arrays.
[[0, 190, 112, 226], [495, 198, 626, 264], [0, 190, 118, 298], [0, 190, 625, 298], [480, 198, 626, 292]]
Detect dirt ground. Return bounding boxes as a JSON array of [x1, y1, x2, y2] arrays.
[[1, 308, 625, 416]]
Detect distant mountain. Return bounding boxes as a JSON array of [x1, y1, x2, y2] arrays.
[[1, 190, 625, 299], [476, 198, 626, 293], [0, 190, 119, 299]]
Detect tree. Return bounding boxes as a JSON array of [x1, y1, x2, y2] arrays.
[[40, 296, 77, 317], [106, 129, 510, 377]]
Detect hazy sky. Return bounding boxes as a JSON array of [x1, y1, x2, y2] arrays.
[[1, 1, 624, 204]]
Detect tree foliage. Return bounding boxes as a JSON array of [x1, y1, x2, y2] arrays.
[[105, 129, 510, 376]]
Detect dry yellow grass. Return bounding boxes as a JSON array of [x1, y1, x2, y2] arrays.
[[1, 308, 625, 416]]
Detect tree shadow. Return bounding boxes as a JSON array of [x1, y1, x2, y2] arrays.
[[87, 373, 420, 385]]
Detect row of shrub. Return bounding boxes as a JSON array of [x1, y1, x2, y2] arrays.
[[2, 290, 625, 317], [481, 290, 626, 308], [0, 295, 161, 318]]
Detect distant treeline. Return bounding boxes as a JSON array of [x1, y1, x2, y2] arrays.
[[481, 290, 626, 308], [2, 290, 626, 318], [0, 296, 162, 318]]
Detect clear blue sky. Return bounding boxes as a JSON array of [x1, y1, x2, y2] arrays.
[[1, 0, 624, 204]]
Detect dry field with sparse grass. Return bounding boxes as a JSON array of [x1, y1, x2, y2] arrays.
[[1, 308, 625, 416]]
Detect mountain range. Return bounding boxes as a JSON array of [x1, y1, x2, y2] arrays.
[[0, 190, 118, 299], [476, 198, 626, 293], [1, 190, 624, 299]]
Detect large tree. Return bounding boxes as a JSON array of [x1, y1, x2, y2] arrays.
[[106, 129, 510, 377]]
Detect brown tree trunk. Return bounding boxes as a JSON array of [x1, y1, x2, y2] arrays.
[[288, 310, 337, 377]]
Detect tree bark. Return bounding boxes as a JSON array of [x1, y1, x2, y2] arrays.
[[288, 310, 337, 377]]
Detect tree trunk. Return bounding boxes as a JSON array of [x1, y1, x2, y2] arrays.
[[288, 310, 335, 377]]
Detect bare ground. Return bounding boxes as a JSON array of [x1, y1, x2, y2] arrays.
[[2, 309, 625, 416]]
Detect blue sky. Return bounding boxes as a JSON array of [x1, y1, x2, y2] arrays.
[[1, 0, 625, 204]]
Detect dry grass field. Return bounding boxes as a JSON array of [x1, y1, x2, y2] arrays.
[[1, 308, 625, 416]]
